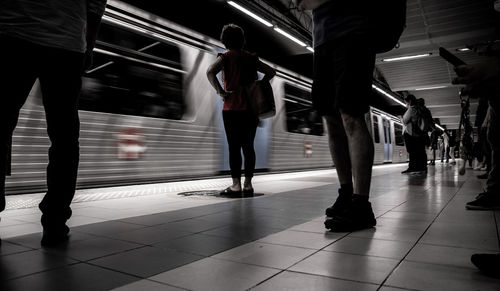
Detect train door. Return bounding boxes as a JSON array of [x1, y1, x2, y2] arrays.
[[382, 116, 393, 163]]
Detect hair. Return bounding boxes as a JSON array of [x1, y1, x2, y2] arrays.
[[404, 94, 417, 103], [417, 98, 425, 106], [220, 24, 245, 50]]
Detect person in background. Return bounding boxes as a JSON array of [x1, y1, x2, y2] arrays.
[[0, 0, 107, 246], [402, 95, 427, 173], [206, 24, 275, 196]]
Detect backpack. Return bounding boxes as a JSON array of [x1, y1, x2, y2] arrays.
[[370, 0, 408, 53], [415, 105, 435, 134]]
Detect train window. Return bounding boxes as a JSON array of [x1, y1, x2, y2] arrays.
[[394, 123, 404, 146], [283, 84, 324, 136], [78, 23, 184, 120], [372, 116, 380, 143]]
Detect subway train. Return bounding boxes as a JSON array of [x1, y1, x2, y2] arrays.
[[5, 0, 408, 194]]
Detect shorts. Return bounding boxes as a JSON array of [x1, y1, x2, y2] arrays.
[[312, 37, 375, 116]]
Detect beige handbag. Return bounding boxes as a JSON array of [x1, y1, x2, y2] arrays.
[[292, 0, 330, 11], [245, 80, 276, 119]]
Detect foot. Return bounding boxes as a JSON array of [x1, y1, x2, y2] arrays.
[[465, 192, 500, 210], [471, 253, 500, 277], [401, 168, 417, 174], [243, 179, 253, 194], [324, 197, 376, 232], [41, 226, 70, 247], [325, 188, 352, 217], [220, 186, 242, 196]]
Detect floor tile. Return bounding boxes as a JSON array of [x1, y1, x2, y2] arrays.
[[257, 230, 343, 250], [0, 249, 76, 281], [289, 251, 399, 284], [111, 279, 185, 291], [90, 246, 203, 278], [420, 222, 499, 251], [252, 271, 378, 291], [385, 261, 500, 291], [201, 224, 281, 242], [110, 225, 193, 245], [349, 226, 424, 243], [150, 257, 280, 291], [213, 242, 316, 269], [1, 263, 138, 291], [405, 243, 487, 269], [73, 220, 146, 236], [5, 231, 96, 250], [0, 240, 33, 256], [155, 233, 246, 256], [290, 220, 332, 233], [324, 237, 414, 260]]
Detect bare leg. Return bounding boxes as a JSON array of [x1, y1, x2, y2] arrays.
[[340, 112, 374, 196], [243, 177, 252, 190], [230, 177, 241, 191], [324, 114, 353, 185]]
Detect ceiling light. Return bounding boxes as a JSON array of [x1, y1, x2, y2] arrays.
[[274, 27, 307, 47], [372, 84, 406, 107], [382, 53, 432, 62], [456, 47, 470, 52], [435, 124, 444, 131], [227, 1, 273, 27], [306, 46, 314, 52], [414, 85, 448, 91]]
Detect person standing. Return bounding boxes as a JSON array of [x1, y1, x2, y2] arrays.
[[207, 24, 275, 196], [0, 0, 107, 246], [402, 95, 427, 173]]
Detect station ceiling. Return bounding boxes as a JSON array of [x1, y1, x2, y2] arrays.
[[123, 0, 499, 129]]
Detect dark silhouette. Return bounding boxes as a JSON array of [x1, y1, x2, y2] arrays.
[[207, 24, 275, 196], [0, 0, 107, 246], [401, 95, 428, 173]]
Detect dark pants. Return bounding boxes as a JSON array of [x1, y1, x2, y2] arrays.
[[487, 105, 499, 193], [222, 110, 258, 179], [0, 35, 84, 232], [404, 132, 427, 171]]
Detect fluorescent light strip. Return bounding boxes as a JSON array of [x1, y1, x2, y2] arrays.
[[414, 85, 448, 91], [457, 47, 470, 52], [372, 84, 407, 107], [382, 53, 432, 62], [435, 124, 444, 131], [227, 1, 273, 27], [274, 27, 307, 47], [306, 46, 314, 52]]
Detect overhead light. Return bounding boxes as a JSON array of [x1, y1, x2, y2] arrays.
[[456, 47, 470, 52], [382, 53, 432, 62], [306, 46, 314, 52], [274, 27, 307, 47], [227, 1, 273, 27], [414, 85, 448, 91], [372, 84, 406, 107], [435, 124, 444, 131]]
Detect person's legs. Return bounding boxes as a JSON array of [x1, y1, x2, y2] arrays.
[[403, 133, 417, 172], [416, 136, 428, 171], [466, 104, 500, 210], [0, 36, 39, 213], [241, 111, 258, 192], [222, 111, 243, 191], [37, 47, 84, 239]]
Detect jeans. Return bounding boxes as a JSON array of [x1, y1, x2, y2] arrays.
[[222, 110, 258, 179], [0, 35, 84, 231]]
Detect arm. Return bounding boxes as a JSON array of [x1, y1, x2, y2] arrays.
[[482, 105, 491, 128], [257, 60, 276, 83], [206, 57, 230, 99], [85, 0, 107, 70]]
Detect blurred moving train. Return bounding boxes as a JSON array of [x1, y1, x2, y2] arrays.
[[5, 0, 408, 194]]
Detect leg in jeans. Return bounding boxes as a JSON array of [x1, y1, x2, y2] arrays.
[[38, 47, 84, 233], [241, 112, 258, 190], [0, 37, 38, 212], [404, 133, 416, 170], [222, 111, 243, 190]]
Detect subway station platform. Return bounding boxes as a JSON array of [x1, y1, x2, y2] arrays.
[[1, 164, 499, 291]]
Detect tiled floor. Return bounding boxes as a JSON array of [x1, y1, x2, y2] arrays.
[[1, 163, 500, 290]]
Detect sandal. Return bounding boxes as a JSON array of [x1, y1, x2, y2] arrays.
[[220, 187, 242, 196], [242, 188, 254, 196]]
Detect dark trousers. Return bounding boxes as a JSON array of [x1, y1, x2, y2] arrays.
[[487, 105, 499, 193], [222, 110, 258, 179], [404, 132, 427, 171], [0, 35, 84, 231]]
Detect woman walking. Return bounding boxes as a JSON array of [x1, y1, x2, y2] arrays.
[[206, 24, 275, 196]]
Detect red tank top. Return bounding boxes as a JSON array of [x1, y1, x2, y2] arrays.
[[218, 50, 258, 111]]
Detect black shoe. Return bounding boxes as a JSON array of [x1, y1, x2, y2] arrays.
[[220, 187, 242, 197], [401, 168, 414, 174], [477, 173, 489, 179], [242, 188, 254, 197], [471, 253, 500, 277], [325, 188, 351, 217], [465, 192, 500, 210], [324, 197, 376, 232], [41, 230, 70, 247]]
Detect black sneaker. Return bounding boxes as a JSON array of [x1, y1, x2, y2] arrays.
[[325, 188, 351, 217], [465, 192, 500, 210], [324, 197, 376, 232], [41, 225, 70, 247], [471, 253, 500, 277]]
